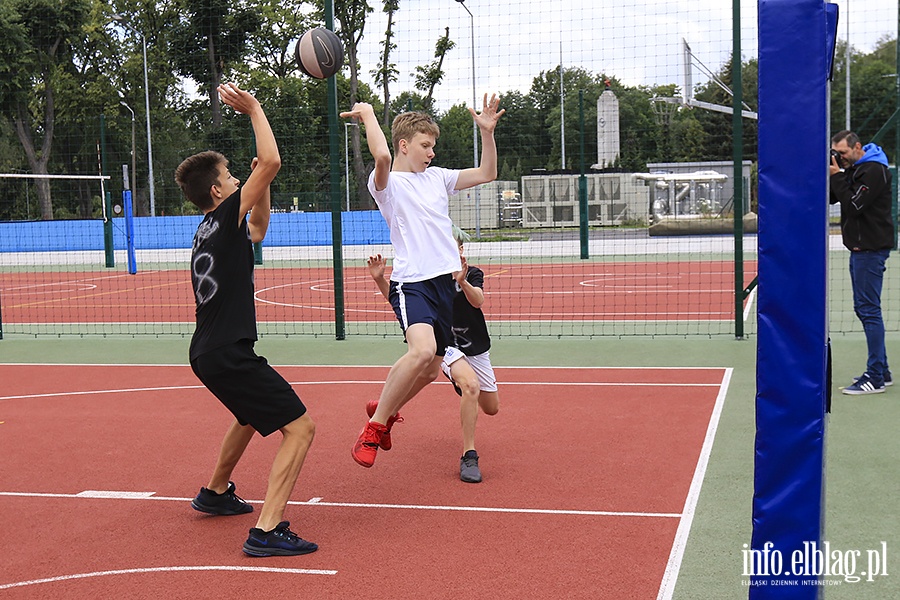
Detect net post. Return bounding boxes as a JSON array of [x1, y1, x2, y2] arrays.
[[732, 0, 745, 341], [100, 114, 115, 268], [578, 90, 589, 259], [326, 0, 345, 340]]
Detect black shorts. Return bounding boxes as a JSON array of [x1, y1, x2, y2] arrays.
[[190, 340, 307, 437], [389, 274, 455, 356]]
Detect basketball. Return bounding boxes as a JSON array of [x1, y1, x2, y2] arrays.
[[295, 28, 344, 79]]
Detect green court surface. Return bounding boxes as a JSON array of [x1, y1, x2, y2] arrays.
[[1, 332, 897, 598]]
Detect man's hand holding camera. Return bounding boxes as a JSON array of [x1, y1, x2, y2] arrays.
[[829, 149, 844, 175]]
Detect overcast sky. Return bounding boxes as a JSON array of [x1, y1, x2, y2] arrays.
[[350, 0, 897, 111]]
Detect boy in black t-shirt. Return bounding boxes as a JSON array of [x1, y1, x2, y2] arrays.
[[366, 227, 500, 483], [175, 83, 316, 557]]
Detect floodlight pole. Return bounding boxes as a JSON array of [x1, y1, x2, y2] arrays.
[[112, 14, 156, 216], [120, 101, 136, 195], [456, 0, 481, 236]]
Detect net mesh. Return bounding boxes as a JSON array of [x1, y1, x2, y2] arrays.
[[0, 0, 897, 338]]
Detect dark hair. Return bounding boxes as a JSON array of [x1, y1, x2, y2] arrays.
[[831, 130, 860, 148], [174, 150, 227, 211]]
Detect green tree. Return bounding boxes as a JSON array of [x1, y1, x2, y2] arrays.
[[170, 0, 262, 127], [371, 0, 399, 126], [0, 0, 90, 219], [413, 26, 454, 112]]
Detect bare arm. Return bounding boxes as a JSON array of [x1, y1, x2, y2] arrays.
[[367, 254, 391, 301], [217, 83, 281, 238], [341, 103, 391, 191], [455, 94, 505, 191], [246, 157, 270, 242], [454, 257, 484, 308]]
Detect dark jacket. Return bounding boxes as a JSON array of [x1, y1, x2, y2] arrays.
[[829, 143, 895, 251]]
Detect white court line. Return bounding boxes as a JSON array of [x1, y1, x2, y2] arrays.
[[656, 367, 733, 600], [0, 566, 336, 591], [743, 286, 758, 323], [0, 491, 681, 519], [0, 379, 720, 402]]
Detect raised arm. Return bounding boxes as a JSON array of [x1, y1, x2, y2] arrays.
[[341, 103, 391, 191], [246, 157, 270, 242], [454, 257, 484, 308], [455, 94, 505, 191], [367, 254, 391, 301], [217, 83, 281, 238]]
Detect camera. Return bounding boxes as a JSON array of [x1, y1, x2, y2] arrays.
[[830, 149, 843, 167]]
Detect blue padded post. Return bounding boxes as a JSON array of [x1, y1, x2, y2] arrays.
[[752, 0, 831, 595]]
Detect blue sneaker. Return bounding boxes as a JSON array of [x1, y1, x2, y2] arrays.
[[843, 373, 885, 395], [191, 481, 253, 515], [854, 371, 893, 387], [242, 521, 318, 557]]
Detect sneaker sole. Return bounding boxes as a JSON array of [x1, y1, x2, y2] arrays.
[[191, 500, 253, 515], [242, 543, 318, 557], [841, 387, 886, 395], [351, 447, 375, 468]]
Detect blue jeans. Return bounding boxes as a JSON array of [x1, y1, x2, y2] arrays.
[[849, 249, 891, 383]]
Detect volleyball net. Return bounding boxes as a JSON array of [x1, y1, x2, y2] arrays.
[[0, 0, 896, 338]]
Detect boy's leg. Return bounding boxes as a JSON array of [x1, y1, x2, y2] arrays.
[[477, 391, 500, 416], [370, 323, 437, 424], [255, 413, 316, 532], [450, 358, 482, 453], [205, 420, 256, 493]]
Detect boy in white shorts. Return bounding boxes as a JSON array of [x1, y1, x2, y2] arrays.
[[342, 96, 504, 469], [367, 226, 500, 483]]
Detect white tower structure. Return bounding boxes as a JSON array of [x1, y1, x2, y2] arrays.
[[595, 82, 620, 168]]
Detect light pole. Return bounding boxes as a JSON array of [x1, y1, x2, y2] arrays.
[[344, 122, 358, 212], [112, 14, 156, 216], [455, 0, 480, 236], [120, 101, 136, 196]]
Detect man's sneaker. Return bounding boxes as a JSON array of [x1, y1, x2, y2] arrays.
[[459, 450, 482, 483], [191, 481, 253, 515], [854, 371, 893, 387], [842, 373, 886, 395], [365, 400, 403, 451], [352, 420, 388, 467], [242, 521, 318, 557]]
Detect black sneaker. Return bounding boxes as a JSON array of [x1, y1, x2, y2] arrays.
[[441, 363, 463, 397], [459, 450, 482, 483], [854, 371, 893, 387], [191, 481, 253, 515], [242, 521, 318, 557]]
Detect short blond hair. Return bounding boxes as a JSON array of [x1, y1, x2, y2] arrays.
[[391, 111, 440, 153]]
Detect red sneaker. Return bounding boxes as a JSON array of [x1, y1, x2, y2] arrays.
[[365, 400, 404, 451], [352, 420, 388, 468]]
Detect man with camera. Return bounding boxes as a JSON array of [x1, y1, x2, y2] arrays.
[[829, 130, 895, 395]]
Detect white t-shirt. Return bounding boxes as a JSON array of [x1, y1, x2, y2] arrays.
[[368, 167, 462, 282]]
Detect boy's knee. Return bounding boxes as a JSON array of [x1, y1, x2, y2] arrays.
[[459, 379, 480, 397], [283, 413, 315, 442]]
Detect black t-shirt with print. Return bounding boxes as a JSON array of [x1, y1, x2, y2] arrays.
[[451, 265, 491, 356], [189, 190, 257, 360]]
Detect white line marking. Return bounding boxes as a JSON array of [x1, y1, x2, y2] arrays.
[[655, 368, 732, 600], [0, 491, 680, 519], [0, 378, 722, 401], [743, 286, 757, 323], [0, 566, 336, 591], [75, 491, 156, 499]]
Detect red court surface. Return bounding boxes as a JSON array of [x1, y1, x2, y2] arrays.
[[0, 261, 757, 324], [0, 364, 730, 599]]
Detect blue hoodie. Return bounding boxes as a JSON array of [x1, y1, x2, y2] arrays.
[[855, 143, 889, 167]]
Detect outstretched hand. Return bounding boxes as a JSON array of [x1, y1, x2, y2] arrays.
[[340, 102, 376, 121], [367, 253, 386, 280], [469, 94, 505, 133], [218, 82, 260, 116]]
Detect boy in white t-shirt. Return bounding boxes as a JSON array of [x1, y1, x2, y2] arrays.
[[340, 97, 504, 468]]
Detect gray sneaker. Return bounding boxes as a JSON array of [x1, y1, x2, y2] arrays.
[[460, 450, 482, 483]]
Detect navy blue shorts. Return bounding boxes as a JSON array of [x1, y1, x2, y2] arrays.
[[389, 274, 455, 356], [190, 340, 307, 437]]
